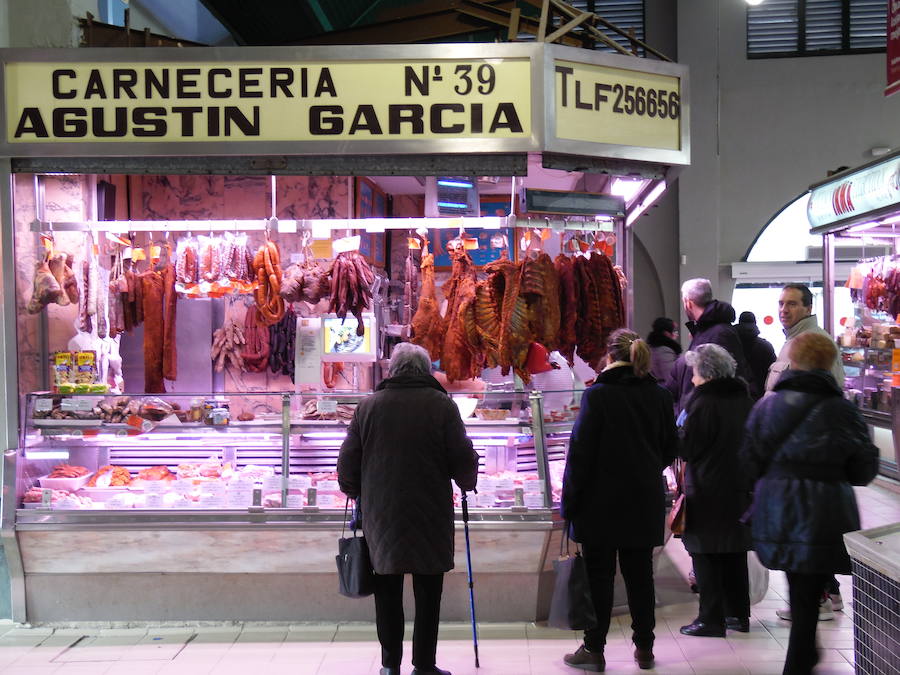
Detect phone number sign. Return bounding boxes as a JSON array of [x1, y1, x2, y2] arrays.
[[554, 59, 682, 151]]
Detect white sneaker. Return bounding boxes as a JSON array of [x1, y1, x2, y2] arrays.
[[776, 596, 834, 622], [829, 593, 844, 611]]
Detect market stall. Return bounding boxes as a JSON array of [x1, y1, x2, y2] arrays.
[[0, 42, 689, 622], [808, 151, 900, 479]]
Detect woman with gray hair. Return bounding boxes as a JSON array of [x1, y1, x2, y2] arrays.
[[338, 342, 479, 675], [677, 343, 755, 638]]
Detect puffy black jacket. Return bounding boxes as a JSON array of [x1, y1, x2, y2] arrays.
[[666, 300, 750, 412], [735, 322, 776, 400], [679, 376, 754, 554], [740, 369, 878, 575], [562, 365, 678, 548]]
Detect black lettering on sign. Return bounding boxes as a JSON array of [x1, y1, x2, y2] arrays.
[[84, 71, 107, 99], [113, 69, 138, 99], [145, 69, 169, 99], [270, 68, 294, 98], [208, 68, 232, 98], [575, 80, 592, 110], [224, 106, 259, 136], [239, 68, 263, 98], [594, 83, 611, 109], [554, 65, 574, 107], [53, 108, 88, 137], [91, 107, 127, 137], [14, 108, 48, 137], [470, 103, 483, 134], [176, 69, 201, 98], [389, 105, 424, 135], [171, 106, 202, 136], [488, 103, 522, 133], [315, 68, 337, 97], [349, 105, 382, 135], [310, 106, 344, 135], [430, 103, 464, 133], [132, 107, 166, 136], [52, 70, 76, 99], [612, 83, 624, 113], [405, 66, 429, 96], [208, 106, 220, 137]]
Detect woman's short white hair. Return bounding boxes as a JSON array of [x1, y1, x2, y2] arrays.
[[389, 342, 433, 377], [684, 343, 736, 380]]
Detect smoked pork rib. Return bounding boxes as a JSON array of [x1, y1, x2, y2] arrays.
[[573, 255, 605, 371], [410, 250, 444, 362], [520, 253, 561, 352], [554, 254, 578, 366], [140, 271, 165, 393], [440, 247, 480, 382], [162, 263, 177, 381]]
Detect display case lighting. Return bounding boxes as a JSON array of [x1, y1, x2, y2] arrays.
[[24, 451, 69, 460], [625, 180, 667, 227], [437, 201, 469, 209], [437, 179, 474, 188], [880, 213, 900, 225]]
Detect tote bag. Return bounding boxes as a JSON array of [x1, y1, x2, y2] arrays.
[[336, 498, 375, 598], [548, 531, 598, 630], [666, 458, 686, 536]]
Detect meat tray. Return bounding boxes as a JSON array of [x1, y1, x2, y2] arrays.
[[32, 418, 101, 428], [38, 473, 92, 491]]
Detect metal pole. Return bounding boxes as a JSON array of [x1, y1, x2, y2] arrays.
[[281, 394, 290, 506], [822, 233, 835, 337], [461, 492, 480, 668], [529, 391, 552, 508]]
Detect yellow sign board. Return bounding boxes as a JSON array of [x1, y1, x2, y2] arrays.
[[4, 59, 531, 143], [554, 59, 681, 150]]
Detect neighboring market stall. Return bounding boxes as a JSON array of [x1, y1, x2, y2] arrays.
[[0, 42, 689, 622], [808, 151, 900, 479]]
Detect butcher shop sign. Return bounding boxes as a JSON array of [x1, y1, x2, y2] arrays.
[[0, 43, 689, 165]]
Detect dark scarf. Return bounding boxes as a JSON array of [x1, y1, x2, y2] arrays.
[[647, 331, 682, 354]]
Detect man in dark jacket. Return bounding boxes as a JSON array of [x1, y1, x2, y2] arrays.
[[734, 311, 776, 400], [338, 342, 479, 675], [665, 278, 750, 412], [741, 332, 877, 674]]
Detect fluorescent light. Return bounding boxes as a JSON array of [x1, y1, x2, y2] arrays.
[[847, 221, 880, 233], [880, 213, 900, 225], [745, 0, 765, 5], [437, 179, 474, 188], [437, 201, 469, 209], [626, 181, 667, 227], [610, 177, 644, 202], [24, 451, 69, 460]]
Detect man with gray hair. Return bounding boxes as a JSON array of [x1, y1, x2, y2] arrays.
[[665, 278, 749, 412], [338, 342, 478, 675]]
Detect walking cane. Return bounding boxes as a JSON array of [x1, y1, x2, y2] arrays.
[[461, 491, 480, 668]]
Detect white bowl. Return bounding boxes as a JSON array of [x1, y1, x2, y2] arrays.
[[452, 396, 478, 419]]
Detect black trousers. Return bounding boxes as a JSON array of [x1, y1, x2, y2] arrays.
[[581, 543, 656, 652], [784, 571, 829, 675], [373, 572, 444, 669], [691, 551, 750, 627]]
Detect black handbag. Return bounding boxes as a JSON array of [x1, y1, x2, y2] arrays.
[[547, 526, 598, 630], [336, 498, 375, 598]]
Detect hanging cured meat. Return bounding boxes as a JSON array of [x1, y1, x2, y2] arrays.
[[211, 314, 246, 372], [268, 306, 297, 382], [327, 250, 374, 336], [410, 245, 444, 362], [241, 304, 271, 373], [252, 240, 285, 326], [573, 253, 625, 370], [401, 248, 419, 325], [554, 254, 578, 366], [140, 271, 166, 393], [439, 247, 479, 382], [162, 262, 178, 381], [521, 253, 561, 352], [26, 260, 63, 314]]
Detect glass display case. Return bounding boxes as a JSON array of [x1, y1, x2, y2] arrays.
[[838, 304, 897, 426]]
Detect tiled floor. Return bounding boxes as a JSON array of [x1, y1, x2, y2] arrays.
[[0, 482, 897, 675]]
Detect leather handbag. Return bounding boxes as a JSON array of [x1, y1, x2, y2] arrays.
[[547, 527, 598, 631], [667, 458, 686, 536], [336, 498, 375, 598]]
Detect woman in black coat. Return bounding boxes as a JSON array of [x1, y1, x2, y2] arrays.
[[677, 344, 754, 638], [741, 332, 878, 675], [561, 329, 678, 672], [338, 343, 479, 675]]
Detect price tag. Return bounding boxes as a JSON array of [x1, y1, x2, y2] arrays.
[[495, 478, 515, 490], [306, 487, 317, 506], [316, 400, 338, 415], [523, 479, 545, 494], [477, 476, 498, 491], [144, 493, 164, 508], [55, 496, 81, 510], [317, 479, 339, 492], [173, 479, 193, 495], [262, 476, 282, 493], [144, 481, 167, 495], [289, 476, 311, 490], [317, 493, 336, 508], [524, 493, 546, 508], [286, 493, 303, 508], [41, 488, 52, 508], [205, 481, 227, 497], [60, 398, 87, 412], [226, 488, 252, 508], [475, 492, 496, 508], [514, 487, 524, 507], [107, 494, 131, 509], [332, 235, 361, 255], [199, 494, 225, 509], [34, 399, 53, 412]]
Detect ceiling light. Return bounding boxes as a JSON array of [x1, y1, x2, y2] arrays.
[[745, 0, 765, 5], [610, 177, 644, 203]]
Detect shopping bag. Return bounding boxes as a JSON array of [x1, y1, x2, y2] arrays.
[[748, 551, 769, 606], [336, 498, 375, 598], [548, 534, 598, 630], [666, 459, 686, 536]]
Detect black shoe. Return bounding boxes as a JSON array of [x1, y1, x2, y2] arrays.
[[725, 616, 750, 632], [679, 620, 726, 637], [634, 647, 655, 669], [380, 668, 400, 675], [563, 644, 606, 671], [411, 668, 451, 675], [689, 583, 700, 593]]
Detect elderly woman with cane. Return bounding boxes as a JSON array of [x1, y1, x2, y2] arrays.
[[338, 343, 479, 675]]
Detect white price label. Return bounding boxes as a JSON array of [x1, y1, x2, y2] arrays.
[[61, 398, 93, 412], [199, 494, 225, 509], [144, 493, 164, 508], [286, 493, 304, 508], [107, 495, 131, 509], [144, 481, 167, 495], [495, 478, 515, 490], [476, 492, 496, 508], [226, 489, 252, 508], [524, 493, 546, 508], [523, 480, 545, 494], [262, 476, 282, 493], [316, 400, 338, 414], [332, 235, 361, 255], [317, 479, 339, 492], [477, 476, 498, 491], [173, 479, 193, 495], [289, 476, 311, 490], [205, 481, 227, 497], [54, 497, 81, 510], [317, 493, 337, 508], [34, 399, 53, 412]]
